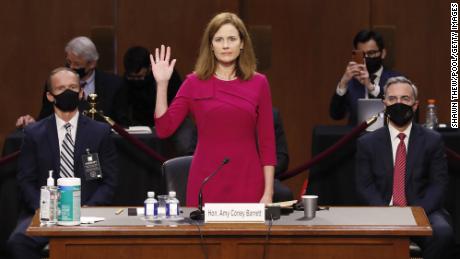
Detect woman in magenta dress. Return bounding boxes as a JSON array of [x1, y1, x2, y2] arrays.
[[150, 12, 276, 206]]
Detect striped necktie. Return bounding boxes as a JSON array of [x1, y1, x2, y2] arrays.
[[392, 133, 407, 206], [60, 123, 74, 178]]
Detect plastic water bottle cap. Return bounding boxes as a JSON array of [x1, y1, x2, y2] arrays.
[[169, 191, 176, 198], [427, 99, 436, 105], [47, 170, 55, 187], [147, 191, 155, 198]]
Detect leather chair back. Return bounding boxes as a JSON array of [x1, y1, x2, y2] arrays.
[[162, 156, 193, 205]]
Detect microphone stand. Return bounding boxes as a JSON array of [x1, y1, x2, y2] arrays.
[[190, 158, 229, 221]]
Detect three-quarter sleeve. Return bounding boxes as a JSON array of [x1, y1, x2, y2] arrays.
[[154, 78, 191, 138], [256, 76, 277, 166]]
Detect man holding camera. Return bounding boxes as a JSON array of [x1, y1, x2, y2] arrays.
[[329, 29, 401, 125]]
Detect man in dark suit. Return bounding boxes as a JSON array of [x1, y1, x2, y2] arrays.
[[272, 107, 293, 202], [8, 67, 118, 259], [111, 46, 198, 155], [15, 36, 122, 127], [356, 76, 453, 259], [113, 46, 182, 127], [329, 30, 401, 125]]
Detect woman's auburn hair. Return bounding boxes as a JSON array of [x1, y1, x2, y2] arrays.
[[194, 12, 257, 81]]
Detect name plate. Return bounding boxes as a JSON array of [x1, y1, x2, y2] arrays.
[[204, 203, 265, 223]]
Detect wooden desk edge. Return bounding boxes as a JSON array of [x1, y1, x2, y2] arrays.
[[27, 206, 432, 237], [411, 206, 432, 235]]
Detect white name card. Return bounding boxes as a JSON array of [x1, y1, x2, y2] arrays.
[[204, 203, 265, 223]]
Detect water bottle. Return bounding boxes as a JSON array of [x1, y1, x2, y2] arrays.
[[144, 191, 158, 220], [166, 191, 180, 218], [425, 99, 438, 130], [40, 170, 57, 225]]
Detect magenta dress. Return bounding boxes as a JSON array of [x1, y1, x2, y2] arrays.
[[155, 73, 276, 206]]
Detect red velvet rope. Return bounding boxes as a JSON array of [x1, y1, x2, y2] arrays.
[[0, 120, 168, 168], [446, 147, 460, 181], [446, 147, 460, 163], [278, 121, 370, 182], [111, 123, 167, 163], [2, 122, 460, 187], [0, 151, 20, 167], [277, 118, 376, 200]]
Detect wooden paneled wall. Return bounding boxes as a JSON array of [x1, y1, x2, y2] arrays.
[[0, 0, 453, 195]]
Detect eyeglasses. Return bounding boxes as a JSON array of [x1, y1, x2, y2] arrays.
[[364, 50, 381, 58]]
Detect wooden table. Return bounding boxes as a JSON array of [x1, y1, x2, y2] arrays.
[[27, 207, 431, 259]]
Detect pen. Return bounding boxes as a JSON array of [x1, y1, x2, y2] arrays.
[[115, 208, 124, 215]]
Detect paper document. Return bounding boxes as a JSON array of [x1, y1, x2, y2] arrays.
[[126, 126, 152, 134], [81, 217, 105, 224]]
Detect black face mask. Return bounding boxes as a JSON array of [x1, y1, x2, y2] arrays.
[[385, 103, 414, 127], [53, 89, 80, 112], [73, 67, 88, 79], [65, 64, 88, 79], [365, 57, 383, 74], [127, 73, 154, 89]]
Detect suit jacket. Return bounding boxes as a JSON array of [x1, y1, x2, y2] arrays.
[[273, 107, 289, 177], [38, 69, 123, 120], [112, 69, 182, 127], [329, 68, 401, 125], [355, 123, 448, 215], [17, 114, 118, 213]]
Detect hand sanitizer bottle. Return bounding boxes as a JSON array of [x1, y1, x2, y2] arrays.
[[40, 170, 58, 225]]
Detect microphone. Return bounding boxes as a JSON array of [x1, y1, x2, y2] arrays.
[[189, 158, 230, 221]]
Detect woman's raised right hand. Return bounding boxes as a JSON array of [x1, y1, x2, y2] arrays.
[[150, 45, 177, 85]]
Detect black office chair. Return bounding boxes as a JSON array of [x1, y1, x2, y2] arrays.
[[409, 242, 423, 259], [162, 156, 193, 205]]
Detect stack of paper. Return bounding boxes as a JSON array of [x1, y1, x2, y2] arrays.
[[126, 126, 152, 134]]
